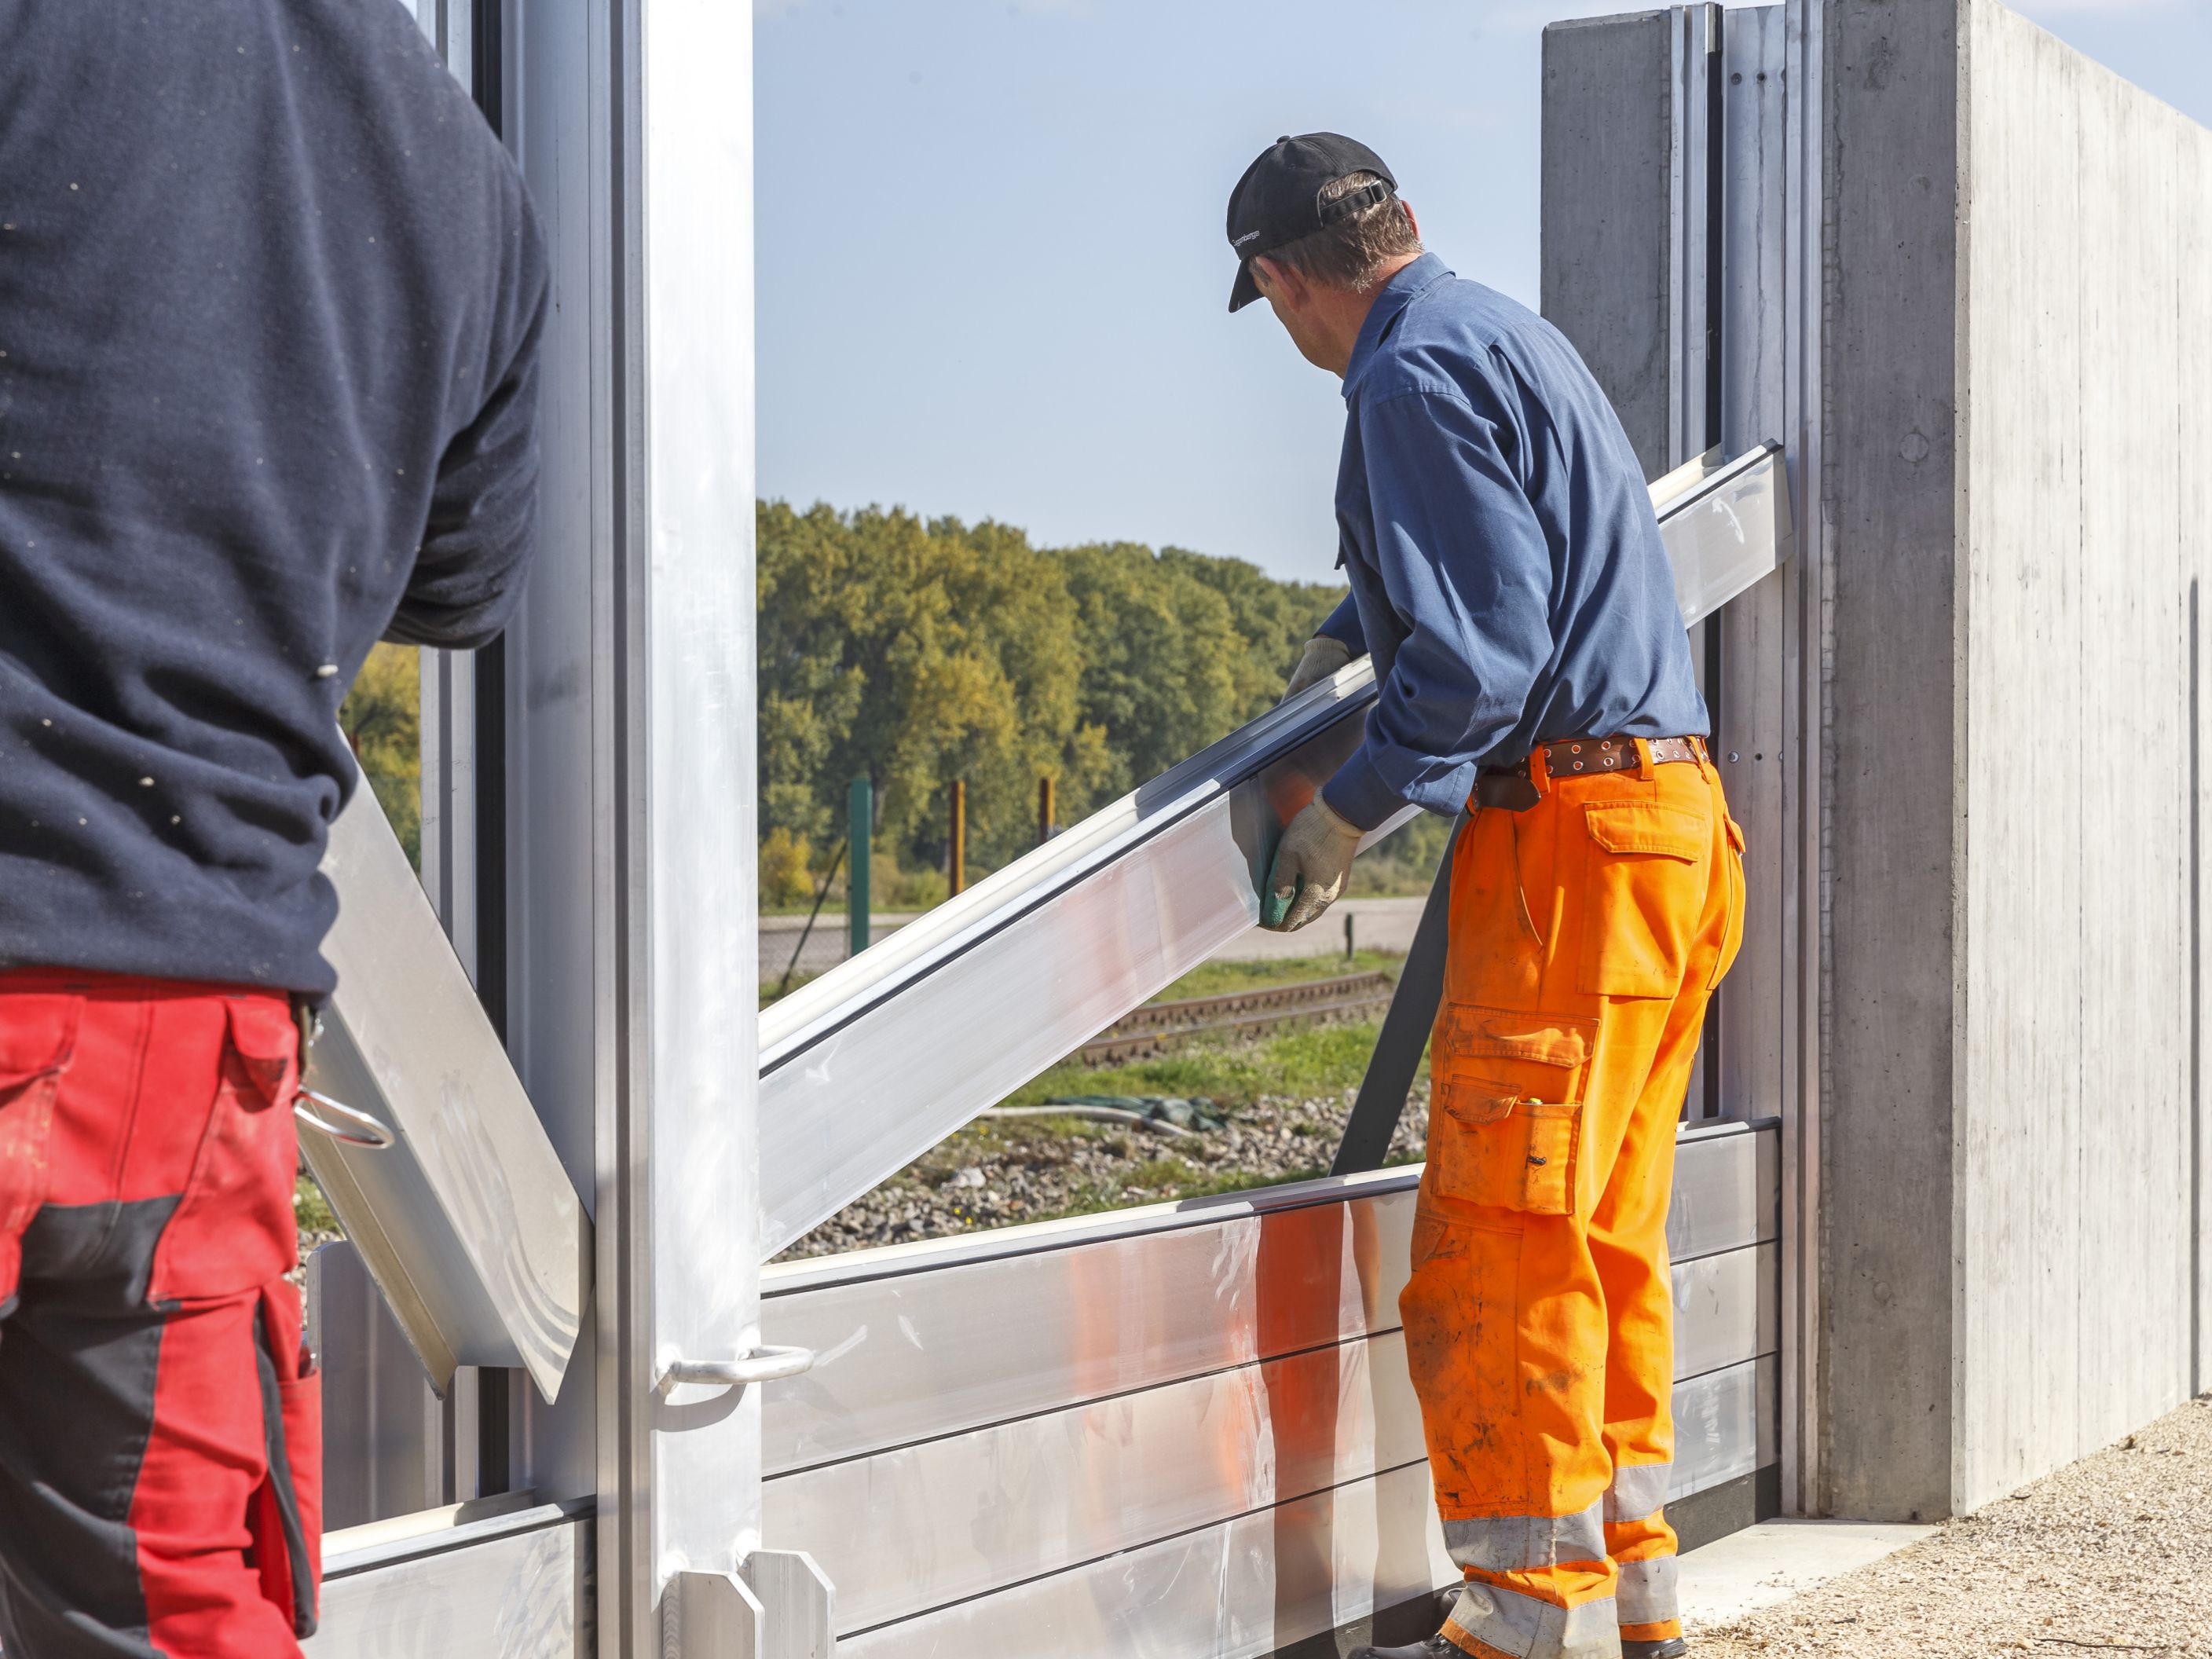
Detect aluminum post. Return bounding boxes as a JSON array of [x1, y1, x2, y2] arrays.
[[504, 0, 766, 1650]]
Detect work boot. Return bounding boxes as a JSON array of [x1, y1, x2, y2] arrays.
[[1346, 1637, 1465, 1659], [1352, 1635, 1688, 1659]]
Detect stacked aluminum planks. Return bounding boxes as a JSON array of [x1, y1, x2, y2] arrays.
[[756, 1120, 1778, 1658]]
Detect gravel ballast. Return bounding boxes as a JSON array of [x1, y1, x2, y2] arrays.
[[775, 1079, 1431, 1259], [1695, 1397, 2212, 1657]]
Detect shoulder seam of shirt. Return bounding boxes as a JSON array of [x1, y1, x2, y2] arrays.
[[1358, 383, 1486, 417]]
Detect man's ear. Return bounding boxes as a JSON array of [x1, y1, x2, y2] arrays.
[[1401, 200, 1421, 241], [1253, 254, 1300, 307]]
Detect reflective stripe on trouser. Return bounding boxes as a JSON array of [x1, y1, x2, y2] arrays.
[[1607, 1467, 1682, 1639], [1444, 1578, 1620, 1659], [1404, 753, 1743, 1658]]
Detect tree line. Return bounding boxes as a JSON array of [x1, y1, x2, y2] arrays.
[[343, 503, 1451, 913], [756, 501, 1343, 906]]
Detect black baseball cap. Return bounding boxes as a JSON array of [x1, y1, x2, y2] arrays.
[[1225, 133, 1398, 313]]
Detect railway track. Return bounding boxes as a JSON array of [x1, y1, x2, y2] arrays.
[[1075, 970, 1397, 1066]]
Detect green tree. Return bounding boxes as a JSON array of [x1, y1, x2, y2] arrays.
[[756, 502, 1347, 900], [339, 643, 421, 866]]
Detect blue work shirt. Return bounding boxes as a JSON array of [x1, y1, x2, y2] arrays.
[[1315, 253, 1707, 830]]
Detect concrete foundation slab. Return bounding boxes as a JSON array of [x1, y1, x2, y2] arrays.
[[1679, 1519, 1935, 1630]]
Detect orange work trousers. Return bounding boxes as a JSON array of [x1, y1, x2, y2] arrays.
[[1404, 741, 1743, 1659]]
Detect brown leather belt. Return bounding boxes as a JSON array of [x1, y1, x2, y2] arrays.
[[1475, 734, 1705, 810]]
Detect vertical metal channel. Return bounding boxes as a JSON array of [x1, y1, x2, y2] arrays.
[[1675, 3, 1723, 1122], [1779, 0, 1826, 1516], [1670, 5, 1719, 470], [1716, 12, 1789, 1140], [500, 0, 634, 1639], [412, 0, 507, 1511], [1699, 4, 1727, 1124]]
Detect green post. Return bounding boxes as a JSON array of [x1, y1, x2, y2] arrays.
[[848, 777, 872, 958]]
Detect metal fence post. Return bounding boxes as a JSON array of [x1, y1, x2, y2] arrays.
[[848, 778, 871, 958], [948, 779, 967, 897]]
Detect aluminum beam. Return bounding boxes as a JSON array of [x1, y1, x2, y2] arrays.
[[757, 450, 1793, 1258], [306, 773, 588, 1400]]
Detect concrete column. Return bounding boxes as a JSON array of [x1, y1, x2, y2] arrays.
[[1818, 0, 1964, 1524]]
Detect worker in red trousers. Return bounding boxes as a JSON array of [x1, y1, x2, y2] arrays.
[[0, 2, 547, 1653]]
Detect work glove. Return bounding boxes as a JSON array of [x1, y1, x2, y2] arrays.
[[1262, 796, 1363, 932], [1280, 634, 1354, 703]]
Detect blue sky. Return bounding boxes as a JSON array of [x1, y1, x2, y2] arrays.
[[756, 0, 2211, 584]]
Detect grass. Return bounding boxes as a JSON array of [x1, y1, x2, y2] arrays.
[[294, 1172, 340, 1237], [1149, 947, 1401, 1002], [996, 1017, 1395, 1112]]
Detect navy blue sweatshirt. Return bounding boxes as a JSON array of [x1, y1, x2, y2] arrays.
[[0, 0, 548, 994]]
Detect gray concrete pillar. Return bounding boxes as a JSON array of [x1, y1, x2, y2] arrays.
[[1819, 0, 1964, 1524]]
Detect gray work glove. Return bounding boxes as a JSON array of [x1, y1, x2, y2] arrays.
[[1262, 796, 1363, 931], [1280, 634, 1354, 703]]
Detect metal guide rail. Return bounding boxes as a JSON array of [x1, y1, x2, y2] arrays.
[[756, 442, 1789, 1258]]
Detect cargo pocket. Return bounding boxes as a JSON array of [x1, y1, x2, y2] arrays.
[[150, 998, 302, 1304], [1709, 815, 1748, 991], [0, 995, 82, 1302], [1578, 801, 1711, 998], [1427, 1004, 1595, 1217], [251, 1284, 321, 1639]]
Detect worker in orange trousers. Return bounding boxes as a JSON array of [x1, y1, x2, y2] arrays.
[[1405, 740, 1742, 1658], [1232, 130, 1744, 1659]]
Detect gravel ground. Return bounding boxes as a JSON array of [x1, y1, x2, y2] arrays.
[[1696, 1396, 2212, 1657], [773, 1076, 1431, 1259]]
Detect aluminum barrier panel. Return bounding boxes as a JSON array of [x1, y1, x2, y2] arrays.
[[757, 1120, 1779, 1657]]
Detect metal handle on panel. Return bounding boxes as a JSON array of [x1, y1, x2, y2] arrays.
[[657, 1346, 815, 1394], [294, 1088, 397, 1150]]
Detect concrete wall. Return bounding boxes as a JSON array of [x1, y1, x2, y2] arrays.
[[1955, 0, 2208, 1507], [1825, 0, 2212, 1516]]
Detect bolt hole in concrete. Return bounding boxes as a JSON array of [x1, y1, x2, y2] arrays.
[[1686, 1397, 2212, 1655]]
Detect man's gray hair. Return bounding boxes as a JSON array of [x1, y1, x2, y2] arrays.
[[1264, 172, 1422, 294]]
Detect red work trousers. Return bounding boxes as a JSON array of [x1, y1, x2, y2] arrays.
[[1407, 744, 1743, 1659], [0, 972, 320, 1658]]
